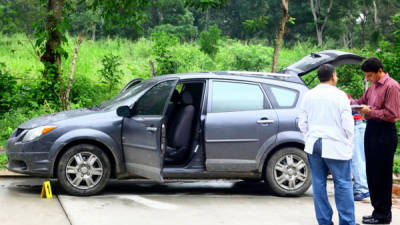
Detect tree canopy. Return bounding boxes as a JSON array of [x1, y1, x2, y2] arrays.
[[0, 0, 399, 47]]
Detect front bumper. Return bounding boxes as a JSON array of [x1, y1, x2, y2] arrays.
[[6, 134, 53, 177]]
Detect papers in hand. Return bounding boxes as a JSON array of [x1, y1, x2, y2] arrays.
[[351, 105, 371, 109], [351, 104, 364, 109]]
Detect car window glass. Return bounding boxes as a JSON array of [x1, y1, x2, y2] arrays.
[[99, 81, 155, 111], [211, 81, 265, 113], [269, 86, 298, 108], [286, 54, 331, 72], [133, 80, 176, 116]]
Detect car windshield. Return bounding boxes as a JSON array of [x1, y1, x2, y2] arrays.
[[98, 80, 156, 111]]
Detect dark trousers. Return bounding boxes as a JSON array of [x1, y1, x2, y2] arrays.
[[364, 119, 397, 221]]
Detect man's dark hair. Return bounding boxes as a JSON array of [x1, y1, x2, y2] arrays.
[[361, 57, 384, 73], [317, 64, 336, 82]]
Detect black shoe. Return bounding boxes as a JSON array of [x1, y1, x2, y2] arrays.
[[362, 217, 390, 224], [362, 215, 374, 220]]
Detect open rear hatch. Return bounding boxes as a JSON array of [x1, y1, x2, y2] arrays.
[[279, 50, 364, 78]]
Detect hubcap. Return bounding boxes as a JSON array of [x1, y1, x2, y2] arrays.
[[66, 152, 103, 190], [273, 154, 308, 191]]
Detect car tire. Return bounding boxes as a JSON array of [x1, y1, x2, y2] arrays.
[[264, 147, 311, 197], [57, 144, 111, 196]]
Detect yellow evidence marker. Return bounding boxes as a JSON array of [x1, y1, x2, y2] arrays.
[[40, 181, 53, 199]]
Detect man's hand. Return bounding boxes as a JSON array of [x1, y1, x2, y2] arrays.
[[359, 104, 371, 114]]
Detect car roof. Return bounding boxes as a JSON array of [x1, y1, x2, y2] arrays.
[[151, 71, 305, 85]]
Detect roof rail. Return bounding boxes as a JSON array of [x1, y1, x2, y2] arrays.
[[216, 71, 291, 78]]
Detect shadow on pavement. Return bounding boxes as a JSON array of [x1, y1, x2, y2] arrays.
[[99, 179, 275, 196], [4, 178, 310, 197]]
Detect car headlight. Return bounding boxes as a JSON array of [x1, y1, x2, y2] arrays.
[[22, 126, 56, 142]]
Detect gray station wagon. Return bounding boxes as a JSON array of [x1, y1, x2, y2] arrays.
[[6, 50, 363, 196]]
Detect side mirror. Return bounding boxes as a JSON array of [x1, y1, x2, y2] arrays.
[[116, 105, 132, 117]]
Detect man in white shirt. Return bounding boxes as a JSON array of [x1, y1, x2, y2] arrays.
[[299, 64, 356, 225]]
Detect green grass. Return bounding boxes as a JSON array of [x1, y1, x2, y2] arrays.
[[0, 34, 364, 88]]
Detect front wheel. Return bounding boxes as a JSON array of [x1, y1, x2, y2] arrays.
[[264, 147, 311, 196], [57, 144, 111, 196]]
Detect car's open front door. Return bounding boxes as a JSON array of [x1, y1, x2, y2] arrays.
[[121, 79, 178, 182]]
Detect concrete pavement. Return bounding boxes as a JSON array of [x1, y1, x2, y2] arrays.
[[0, 177, 69, 225], [0, 177, 399, 225]]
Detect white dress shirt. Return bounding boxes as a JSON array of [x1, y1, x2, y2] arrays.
[[298, 84, 354, 160]]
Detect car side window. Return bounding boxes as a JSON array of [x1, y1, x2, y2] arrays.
[[133, 80, 176, 116], [263, 84, 299, 108], [211, 81, 266, 113]]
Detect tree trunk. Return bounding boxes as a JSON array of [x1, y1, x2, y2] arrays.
[[149, 60, 156, 77], [40, 0, 64, 79], [361, 17, 366, 46], [272, 0, 289, 73], [57, 57, 64, 110], [310, 0, 333, 48], [342, 34, 348, 48], [373, 0, 378, 29], [317, 29, 323, 48], [205, 8, 210, 30], [151, 1, 161, 26], [65, 34, 84, 110], [91, 23, 96, 41]]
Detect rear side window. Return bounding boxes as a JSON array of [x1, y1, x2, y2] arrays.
[[133, 80, 176, 115], [211, 81, 266, 113], [263, 84, 299, 108]]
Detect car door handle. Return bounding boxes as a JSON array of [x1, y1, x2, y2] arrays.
[[146, 127, 158, 132], [257, 118, 274, 124]]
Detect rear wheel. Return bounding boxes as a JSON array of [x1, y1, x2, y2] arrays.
[[57, 144, 111, 196], [264, 147, 311, 196]]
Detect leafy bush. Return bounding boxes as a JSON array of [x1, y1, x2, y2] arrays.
[[336, 65, 365, 99], [232, 46, 271, 71], [199, 24, 221, 58], [99, 54, 123, 94], [0, 62, 18, 113], [171, 43, 216, 73], [215, 41, 273, 71], [151, 31, 179, 75], [69, 75, 110, 108]]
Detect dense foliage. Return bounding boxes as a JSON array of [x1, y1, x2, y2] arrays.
[[99, 54, 123, 94], [199, 24, 221, 58], [1, 0, 400, 47]]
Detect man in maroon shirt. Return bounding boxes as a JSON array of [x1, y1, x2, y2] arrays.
[[352, 57, 400, 224]]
